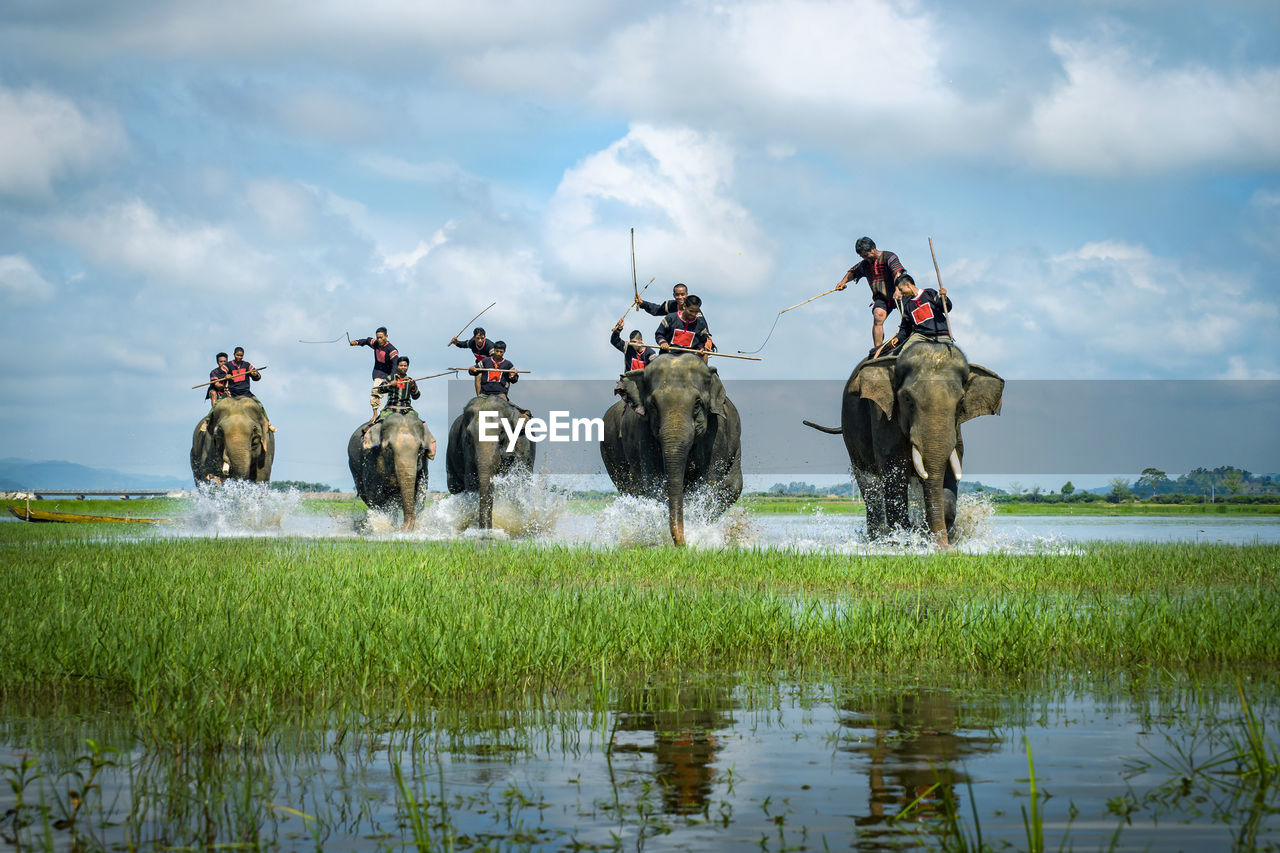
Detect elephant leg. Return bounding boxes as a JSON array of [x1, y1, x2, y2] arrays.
[[855, 469, 889, 539], [883, 461, 912, 532]]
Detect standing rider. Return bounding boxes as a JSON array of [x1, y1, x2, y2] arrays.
[[451, 326, 494, 395], [834, 236, 908, 348], [350, 327, 399, 421]]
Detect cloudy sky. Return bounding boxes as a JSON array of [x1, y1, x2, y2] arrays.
[[1, 0, 1277, 488]]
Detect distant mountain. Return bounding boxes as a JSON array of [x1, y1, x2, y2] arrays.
[[0, 458, 189, 491]]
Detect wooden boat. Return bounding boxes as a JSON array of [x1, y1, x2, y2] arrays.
[[7, 504, 169, 524]]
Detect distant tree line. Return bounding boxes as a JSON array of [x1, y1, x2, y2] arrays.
[[995, 467, 1280, 504], [269, 480, 338, 493], [753, 467, 1280, 504], [761, 481, 856, 497]]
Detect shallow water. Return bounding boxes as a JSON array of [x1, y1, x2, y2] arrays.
[[2, 678, 1276, 850], [149, 481, 1280, 550]]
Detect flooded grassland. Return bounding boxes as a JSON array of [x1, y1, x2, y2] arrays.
[[2, 491, 1278, 849]]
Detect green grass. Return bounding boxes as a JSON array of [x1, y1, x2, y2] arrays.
[[2, 537, 1278, 739]]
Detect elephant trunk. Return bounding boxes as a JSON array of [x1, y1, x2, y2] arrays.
[[660, 418, 695, 547], [225, 437, 253, 480], [476, 442, 499, 530], [393, 445, 419, 531], [912, 423, 958, 549]]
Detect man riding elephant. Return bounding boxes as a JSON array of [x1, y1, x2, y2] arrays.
[[348, 379, 435, 532], [191, 395, 275, 484], [601, 353, 742, 546], [803, 343, 1003, 548], [446, 394, 535, 531]]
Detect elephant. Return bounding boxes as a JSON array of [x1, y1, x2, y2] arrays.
[[347, 412, 434, 531], [803, 341, 1003, 547], [601, 353, 743, 546], [446, 395, 536, 530], [190, 396, 275, 484]]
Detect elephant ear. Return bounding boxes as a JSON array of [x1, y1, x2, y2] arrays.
[[851, 362, 895, 421], [707, 367, 728, 418], [959, 363, 1004, 424], [615, 371, 645, 413]]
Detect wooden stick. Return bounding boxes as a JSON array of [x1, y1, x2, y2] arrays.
[[779, 286, 841, 314], [448, 367, 532, 374], [447, 302, 497, 345], [617, 277, 656, 324], [928, 237, 951, 332], [380, 370, 458, 385], [191, 366, 267, 389], [297, 333, 345, 344], [634, 343, 762, 361]]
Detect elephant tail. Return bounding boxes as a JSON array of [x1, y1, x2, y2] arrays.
[[802, 420, 843, 435]]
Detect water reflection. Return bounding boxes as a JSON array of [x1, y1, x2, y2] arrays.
[[611, 681, 736, 815], [837, 690, 1002, 833], [2, 679, 1278, 850]]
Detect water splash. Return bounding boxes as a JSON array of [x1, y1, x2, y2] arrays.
[[586, 491, 759, 549], [411, 467, 567, 539], [181, 481, 304, 536]]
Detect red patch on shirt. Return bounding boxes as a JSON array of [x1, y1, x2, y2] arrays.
[[911, 301, 934, 324], [630, 357, 646, 371], [672, 328, 695, 348], [487, 369, 503, 383]]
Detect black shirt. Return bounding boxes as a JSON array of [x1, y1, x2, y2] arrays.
[[610, 329, 655, 372], [893, 289, 953, 341], [452, 336, 495, 362], [356, 337, 399, 380], [655, 312, 711, 351], [206, 366, 229, 400], [224, 359, 259, 397], [477, 356, 517, 396], [377, 374, 421, 410], [847, 251, 906, 300]]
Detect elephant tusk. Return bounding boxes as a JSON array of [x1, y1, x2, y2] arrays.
[[912, 446, 928, 480], [949, 449, 962, 480]]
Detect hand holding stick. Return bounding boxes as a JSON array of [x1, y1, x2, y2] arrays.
[[928, 237, 951, 334], [635, 342, 762, 361], [192, 366, 268, 389], [447, 302, 497, 346]]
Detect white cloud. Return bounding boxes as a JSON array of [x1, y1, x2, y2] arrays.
[[547, 124, 774, 293], [1022, 38, 1280, 175], [52, 199, 271, 291], [946, 239, 1269, 378], [0, 87, 126, 199], [0, 255, 56, 303]]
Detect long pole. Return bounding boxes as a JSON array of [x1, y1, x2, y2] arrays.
[[780, 286, 841, 314], [631, 343, 762, 361], [191, 366, 267, 389], [618, 277, 656, 324], [382, 370, 460, 384], [448, 367, 532, 374], [631, 228, 638, 300], [928, 237, 950, 333], [447, 302, 497, 345]]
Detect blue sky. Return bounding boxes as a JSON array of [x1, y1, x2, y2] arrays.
[[1, 0, 1277, 488]]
